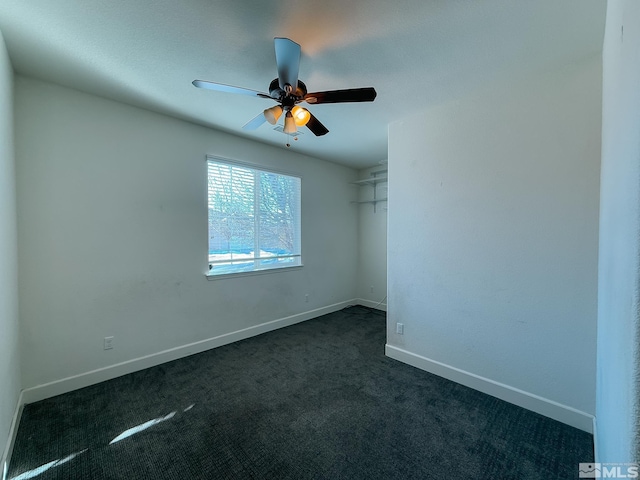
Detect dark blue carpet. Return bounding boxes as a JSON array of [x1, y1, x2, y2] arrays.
[[8, 306, 593, 479]]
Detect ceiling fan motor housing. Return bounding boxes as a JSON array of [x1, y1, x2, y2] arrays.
[[269, 78, 307, 106]]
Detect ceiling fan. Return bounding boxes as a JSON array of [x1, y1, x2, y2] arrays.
[[192, 37, 377, 137]]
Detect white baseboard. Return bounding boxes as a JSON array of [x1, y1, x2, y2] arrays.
[[21, 300, 357, 405], [385, 344, 594, 433], [1, 391, 24, 480], [355, 298, 387, 311]]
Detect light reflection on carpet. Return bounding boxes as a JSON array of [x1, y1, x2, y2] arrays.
[[9, 449, 87, 480], [8, 404, 195, 480]]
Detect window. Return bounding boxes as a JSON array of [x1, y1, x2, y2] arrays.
[[207, 156, 302, 276]]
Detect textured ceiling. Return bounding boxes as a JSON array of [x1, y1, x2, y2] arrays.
[[0, 0, 605, 168]]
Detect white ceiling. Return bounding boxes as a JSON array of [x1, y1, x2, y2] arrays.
[[0, 0, 605, 169]]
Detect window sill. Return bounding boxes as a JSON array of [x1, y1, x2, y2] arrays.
[[205, 264, 304, 281]]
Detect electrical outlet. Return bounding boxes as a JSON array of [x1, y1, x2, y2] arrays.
[[305, 294, 309, 303], [396, 323, 404, 335], [370, 285, 374, 293], [104, 336, 114, 350]]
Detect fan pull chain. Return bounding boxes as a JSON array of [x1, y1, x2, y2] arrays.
[[285, 133, 300, 148]]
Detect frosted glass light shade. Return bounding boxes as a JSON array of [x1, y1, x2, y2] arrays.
[[291, 106, 311, 126], [284, 112, 297, 134], [264, 105, 283, 125]]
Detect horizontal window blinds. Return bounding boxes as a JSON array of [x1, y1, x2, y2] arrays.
[[207, 159, 301, 275]]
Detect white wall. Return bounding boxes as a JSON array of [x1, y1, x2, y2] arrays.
[[356, 165, 387, 309], [0, 29, 20, 468], [387, 56, 601, 431], [15, 77, 358, 392], [597, 0, 640, 462]]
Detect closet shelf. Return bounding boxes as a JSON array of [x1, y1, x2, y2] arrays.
[[350, 175, 388, 186], [351, 169, 387, 212], [351, 198, 388, 205]]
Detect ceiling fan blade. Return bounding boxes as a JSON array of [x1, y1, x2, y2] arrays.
[[304, 87, 377, 104], [305, 113, 329, 136], [192, 80, 271, 98], [242, 112, 268, 130], [274, 37, 301, 92]]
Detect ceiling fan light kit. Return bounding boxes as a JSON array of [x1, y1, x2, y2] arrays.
[[283, 111, 297, 134], [193, 37, 377, 141], [264, 105, 283, 125], [291, 106, 311, 127]]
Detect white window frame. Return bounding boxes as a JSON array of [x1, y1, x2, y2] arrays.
[[205, 155, 302, 279]]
